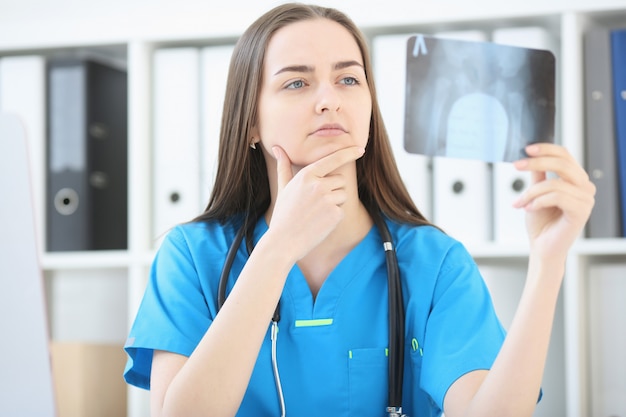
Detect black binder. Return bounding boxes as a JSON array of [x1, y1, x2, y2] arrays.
[[583, 27, 622, 238], [46, 58, 128, 251]]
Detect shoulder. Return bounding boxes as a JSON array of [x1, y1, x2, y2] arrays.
[[387, 220, 470, 263], [386, 220, 480, 294], [157, 219, 240, 261], [167, 219, 237, 243]]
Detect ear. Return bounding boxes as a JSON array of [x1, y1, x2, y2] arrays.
[[249, 126, 260, 147]]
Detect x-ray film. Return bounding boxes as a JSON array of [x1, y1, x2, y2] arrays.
[[404, 35, 555, 163]]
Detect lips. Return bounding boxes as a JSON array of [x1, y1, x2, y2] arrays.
[[310, 123, 347, 136]]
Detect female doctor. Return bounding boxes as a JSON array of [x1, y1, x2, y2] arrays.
[[123, 3, 596, 417]]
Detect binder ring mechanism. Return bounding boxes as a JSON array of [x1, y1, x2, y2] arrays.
[[53, 188, 80, 216]]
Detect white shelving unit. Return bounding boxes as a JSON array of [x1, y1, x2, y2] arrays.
[[1, 1, 625, 416]]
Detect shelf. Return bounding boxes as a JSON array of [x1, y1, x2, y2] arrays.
[[468, 241, 530, 261], [574, 239, 626, 257], [1, 0, 625, 52], [41, 250, 131, 270], [3, 2, 626, 416]]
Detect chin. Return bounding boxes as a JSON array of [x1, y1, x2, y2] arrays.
[[310, 139, 364, 160]]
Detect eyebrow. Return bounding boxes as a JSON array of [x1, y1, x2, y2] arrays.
[[273, 60, 364, 75]]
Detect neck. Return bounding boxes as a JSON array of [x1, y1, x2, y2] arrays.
[[264, 159, 373, 298], [296, 202, 373, 299], [298, 204, 373, 299]]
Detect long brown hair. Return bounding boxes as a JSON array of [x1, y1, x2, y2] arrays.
[[195, 3, 431, 231]]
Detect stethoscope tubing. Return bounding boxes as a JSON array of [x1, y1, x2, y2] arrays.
[[374, 213, 405, 411], [216, 213, 406, 416]]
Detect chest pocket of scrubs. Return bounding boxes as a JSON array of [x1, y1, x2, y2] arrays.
[[348, 348, 387, 414]]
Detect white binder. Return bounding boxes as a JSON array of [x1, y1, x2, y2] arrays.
[[492, 26, 556, 53], [0, 56, 46, 253], [152, 48, 201, 246], [490, 26, 556, 244], [491, 162, 530, 244], [587, 264, 626, 417], [431, 30, 491, 244], [200, 44, 234, 207], [432, 156, 491, 244], [372, 34, 432, 219]]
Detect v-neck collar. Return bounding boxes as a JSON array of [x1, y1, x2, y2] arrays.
[[253, 219, 380, 321]]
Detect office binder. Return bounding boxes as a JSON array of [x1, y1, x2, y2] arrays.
[[431, 156, 491, 244], [200, 45, 234, 208], [490, 26, 556, 244], [46, 58, 128, 251], [491, 163, 529, 244], [582, 27, 622, 238], [372, 34, 431, 219], [0, 113, 56, 416], [152, 48, 201, 246], [587, 264, 626, 417], [611, 28, 626, 237], [0, 56, 46, 252]]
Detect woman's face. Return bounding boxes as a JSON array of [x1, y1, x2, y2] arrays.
[[253, 18, 372, 169]]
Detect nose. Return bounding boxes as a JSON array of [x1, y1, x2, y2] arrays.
[[314, 83, 341, 114]]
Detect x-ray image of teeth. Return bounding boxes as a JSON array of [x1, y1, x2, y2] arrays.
[[404, 34, 556, 163]]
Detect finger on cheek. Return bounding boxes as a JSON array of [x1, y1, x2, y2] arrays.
[[272, 146, 281, 160]]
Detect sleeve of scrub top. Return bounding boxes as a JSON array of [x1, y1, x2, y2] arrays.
[[123, 226, 212, 390], [420, 242, 507, 409]]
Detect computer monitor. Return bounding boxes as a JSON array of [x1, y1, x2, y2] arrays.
[[0, 113, 57, 416]]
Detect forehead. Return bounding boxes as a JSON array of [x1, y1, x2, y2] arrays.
[[264, 18, 363, 69]]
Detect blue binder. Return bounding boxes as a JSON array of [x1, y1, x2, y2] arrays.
[[611, 29, 626, 237]]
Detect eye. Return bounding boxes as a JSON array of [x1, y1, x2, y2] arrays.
[[340, 76, 360, 86], [286, 79, 306, 89]]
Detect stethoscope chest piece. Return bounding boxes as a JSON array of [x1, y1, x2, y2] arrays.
[[387, 406, 408, 417]]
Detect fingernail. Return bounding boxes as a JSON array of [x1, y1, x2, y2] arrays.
[[514, 159, 528, 169], [272, 146, 280, 159], [525, 144, 539, 155]]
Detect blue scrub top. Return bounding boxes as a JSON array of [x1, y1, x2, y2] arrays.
[[124, 218, 506, 416]]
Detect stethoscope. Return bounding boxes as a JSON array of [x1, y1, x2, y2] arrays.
[[217, 212, 407, 417]]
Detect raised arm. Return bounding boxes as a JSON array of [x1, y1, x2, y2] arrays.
[[150, 145, 364, 417], [443, 143, 595, 417]]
